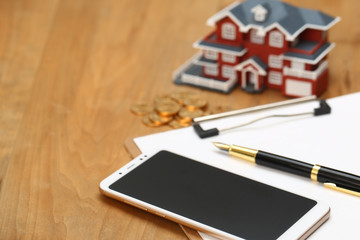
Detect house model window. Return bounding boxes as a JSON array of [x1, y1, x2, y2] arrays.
[[222, 53, 236, 63], [268, 54, 283, 68], [269, 30, 283, 48], [291, 61, 305, 70], [204, 50, 218, 60], [251, 4, 268, 22], [222, 65, 236, 78], [222, 23, 236, 40], [250, 29, 264, 44], [204, 65, 218, 76], [268, 71, 283, 85]]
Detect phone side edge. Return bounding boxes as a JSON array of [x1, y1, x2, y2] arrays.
[[299, 202, 330, 240]]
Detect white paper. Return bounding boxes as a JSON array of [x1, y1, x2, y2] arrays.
[[134, 92, 360, 239]]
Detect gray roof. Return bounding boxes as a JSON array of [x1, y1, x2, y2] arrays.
[[251, 56, 268, 71], [229, 0, 337, 36]]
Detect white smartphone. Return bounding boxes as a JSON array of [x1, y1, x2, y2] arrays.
[[100, 150, 330, 240]]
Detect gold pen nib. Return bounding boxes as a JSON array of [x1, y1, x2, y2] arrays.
[[213, 142, 258, 163], [212, 142, 230, 152]]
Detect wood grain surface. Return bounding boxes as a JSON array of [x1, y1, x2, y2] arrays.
[[0, 0, 359, 239]]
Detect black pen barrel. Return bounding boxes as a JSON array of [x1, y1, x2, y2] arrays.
[[318, 166, 360, 192], [255, 151, 313, 178]]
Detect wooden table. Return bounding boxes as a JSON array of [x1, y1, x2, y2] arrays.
[[1, 0, 359, 239]]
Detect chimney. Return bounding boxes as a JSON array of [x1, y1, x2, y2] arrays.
[[251, 4, 268, 22]]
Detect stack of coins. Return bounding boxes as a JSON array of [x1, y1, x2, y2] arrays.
[[130, 91, 209, 128]]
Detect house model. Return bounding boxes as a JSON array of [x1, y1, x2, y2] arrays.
[[173, 0, 340, 97]]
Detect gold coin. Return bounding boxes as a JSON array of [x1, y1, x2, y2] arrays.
[[155, 101, 181, 117], [183, 97, 207, 111], [169, 119, 191, 128], [175, 115, 192, 124], [178, 108, 204, 122], [141, 115, 162, 127], [149, 112, 172, 125], [132, 92, 212, 128], [170, 91, 196, 106], [154, 95, 174, 106], [168, 120, 184, 129], [131, 103, 154, 116], [180, 122, 192, 127]]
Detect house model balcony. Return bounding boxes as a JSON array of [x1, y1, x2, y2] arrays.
[[173, 0, 340, 97]]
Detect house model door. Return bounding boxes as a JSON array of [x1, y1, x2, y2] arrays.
[[242, 69, 258, 91]]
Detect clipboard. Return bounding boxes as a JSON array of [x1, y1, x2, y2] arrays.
[[125, 92, 360, 239], [124, 138, 203, 240]]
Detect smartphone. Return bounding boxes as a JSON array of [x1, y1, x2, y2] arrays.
[[100, 150, 330, 240]]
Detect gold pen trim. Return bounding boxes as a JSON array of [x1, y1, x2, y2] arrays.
[[324, 183, 360, 197], [311, 165, 321, 181], [228, 145, 257, 163]]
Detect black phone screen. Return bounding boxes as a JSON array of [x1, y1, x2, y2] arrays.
[[109, 151, 316, 239]]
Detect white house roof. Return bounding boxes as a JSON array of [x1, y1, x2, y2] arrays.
[[207, 0, 340, 41], [234, 56, 267, 75]]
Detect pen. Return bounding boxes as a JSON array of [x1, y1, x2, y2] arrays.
[[213, 142, 360, 197]]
